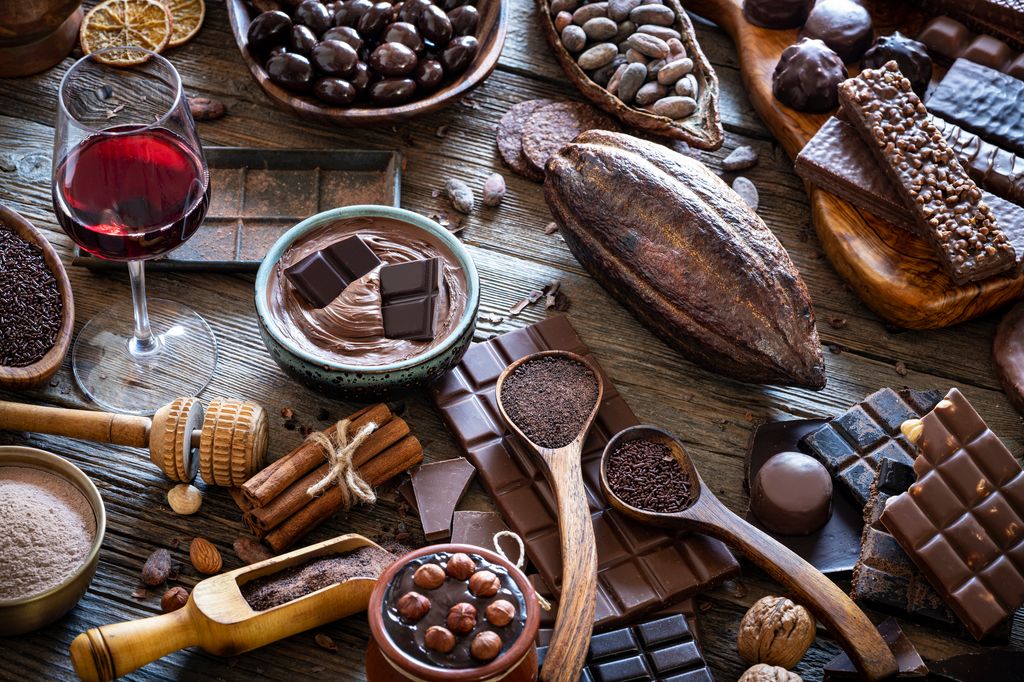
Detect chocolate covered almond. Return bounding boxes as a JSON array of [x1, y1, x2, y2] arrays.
[[543, 130, 825, 388]]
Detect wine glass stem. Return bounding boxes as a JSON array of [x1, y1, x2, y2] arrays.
[[127, 260, 158, 356]]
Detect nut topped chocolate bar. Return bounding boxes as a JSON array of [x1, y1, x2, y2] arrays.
[[838, 61, 1016, 284], [880, 388, 1024, 640]]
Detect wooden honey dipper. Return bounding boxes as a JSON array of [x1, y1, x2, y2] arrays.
[[0, 397, 267, 486]]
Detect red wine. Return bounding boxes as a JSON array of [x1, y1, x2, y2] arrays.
[[53, 126, 209, 261]]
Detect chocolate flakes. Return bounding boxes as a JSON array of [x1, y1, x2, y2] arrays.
[[606, 438, 692, 513], [0, 222, 62, 367]]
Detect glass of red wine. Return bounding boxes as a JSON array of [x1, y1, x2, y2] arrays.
[[52, 47, 217, 415]]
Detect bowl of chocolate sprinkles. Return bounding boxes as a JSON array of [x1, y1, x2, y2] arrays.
[[0, 205, 73, 390], [601, 425, 698, 514]]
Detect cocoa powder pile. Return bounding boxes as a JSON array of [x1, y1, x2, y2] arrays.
[[242, 545, 394, 611], [606, 439, 693, 513], [500, 356, 599, 448], [0, 221, 62, 367]]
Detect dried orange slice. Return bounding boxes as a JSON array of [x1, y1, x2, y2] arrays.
[[80, 0, 173, 65], [163, 0, 205, 46]]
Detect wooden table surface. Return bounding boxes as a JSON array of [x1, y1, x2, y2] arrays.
[[1, 1, 1022, 679]]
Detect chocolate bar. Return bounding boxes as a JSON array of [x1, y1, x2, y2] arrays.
[[409, 457, 475, 541], [432, 315, 739, 627], [918, 16, 1023, 76], [928, 650, 1024, 681], [451, 511, 516, 557], [822, 617, 927, 679], [284, 235, 381, 308], [795, 117, 1024, 261], [928, 59, 1024, 157], [851, 457, 958, 626], [801, 388, 943, 508], [380, 257, 441, 341], [880, 388, 1024, 640], [537, 612, 711, 682], [920, 0, 1024, 50], [838, 63, 1016, 284]]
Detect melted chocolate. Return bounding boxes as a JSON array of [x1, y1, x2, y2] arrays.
[[266, 217, 468, 367]]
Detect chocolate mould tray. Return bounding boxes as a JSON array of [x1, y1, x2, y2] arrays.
[[71, 147, 402, 272]]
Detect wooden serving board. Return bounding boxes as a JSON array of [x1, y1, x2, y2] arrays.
[[686, 0, 1024, 329]]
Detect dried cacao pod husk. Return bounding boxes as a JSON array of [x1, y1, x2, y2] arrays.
[[544, 130, 825, 388]]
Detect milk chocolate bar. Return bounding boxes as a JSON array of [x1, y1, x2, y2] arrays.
[[880, 388, 1024, 640], [918, 16, 1023, 76], [380, 258, 441, 340], [920, 0, 1024, 50], [801, 388, 943, 508], [851, 457, 958, 626], [284, 235, 381, 308], [928, 59, 1024, 157], [432, 315, 739, 627], [838, 63, 1016, 284], [537, 612, 711, 682], [822, 617, 927, 679]]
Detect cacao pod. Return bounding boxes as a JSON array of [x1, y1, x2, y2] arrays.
[[544, 130, 825, 388]]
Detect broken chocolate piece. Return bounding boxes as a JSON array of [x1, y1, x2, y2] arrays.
[[451, 511, 515, 557], [409, 457, 476, 541], [822, 617, 927, 679], [284, 235, 381, 308], [380, 257, 442, 341]]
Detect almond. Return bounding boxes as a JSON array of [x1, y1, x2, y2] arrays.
[[189, 537, 222, 575]]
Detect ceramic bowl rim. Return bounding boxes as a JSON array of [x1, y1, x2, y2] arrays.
[[255, 205, 479, 374]]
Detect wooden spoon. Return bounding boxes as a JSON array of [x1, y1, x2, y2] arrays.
[[495, 350, 603, 682], [600, 425, 898, 680]]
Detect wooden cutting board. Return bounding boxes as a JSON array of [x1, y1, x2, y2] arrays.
[[685, 0, 1024, 329]]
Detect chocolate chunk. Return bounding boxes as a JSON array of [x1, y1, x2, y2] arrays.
[[927, 58, 1024, 157], [284, 235, 381, 308], [772, 38, 848, 112], [750, 452, 832, 535], [962, 34, 1015, 71], [880, 388, 1024, 640], [741, 0, 811, 29], [994, 302, 1024, 416], [801, 388, 943, 508], [862, 32, 932, 96], [380, 257, 442, 341], [799, 0, 873, 63], [838, 62, 1016, 284], [432, 315, 738, 627], [410, 457, 476, 541], [822, 617, 927, 679]]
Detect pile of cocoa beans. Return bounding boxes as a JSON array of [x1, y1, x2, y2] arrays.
[[552, 0, 699, 119]]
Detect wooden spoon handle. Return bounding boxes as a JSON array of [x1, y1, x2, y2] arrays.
[[699, 500, 897, 680], [539, 449, 597, 682], [0, 401, 151, 448], [69, 606, 199, 682]]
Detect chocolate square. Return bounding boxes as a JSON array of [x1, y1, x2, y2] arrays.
[[284, 235, 381, 308], [380, 257, 442, 341]]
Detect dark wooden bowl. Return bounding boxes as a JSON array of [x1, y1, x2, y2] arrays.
[[535, 0, 724, 149], [226, 0, 509, 126], [0, 204, 74, 390]]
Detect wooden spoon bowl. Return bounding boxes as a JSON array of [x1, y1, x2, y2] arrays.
[[600, 425, 898, 681], [0, 204, 74, 390], [226, 0, 509, 126]]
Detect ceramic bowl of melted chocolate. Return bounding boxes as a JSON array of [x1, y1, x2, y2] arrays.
[[256, 205, 478, 398], [366, 545, 539, 682]]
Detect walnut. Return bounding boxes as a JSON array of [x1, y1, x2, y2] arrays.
[[737, 596, 815, 668], [738, 664, 803, 681]]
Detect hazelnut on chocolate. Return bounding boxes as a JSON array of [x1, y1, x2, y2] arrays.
[[424, 625, 457, 653], [396, 591, 431, 622], [447, 602, 477, 635], [485, 599, 516, 627], [468, 570, 501, 597], [413, 563, 445, 590], [445, 552, 475, 580], [470, 630, 502, 661]]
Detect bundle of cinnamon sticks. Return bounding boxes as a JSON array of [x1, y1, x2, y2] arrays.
[[236, 404, 421, 552]]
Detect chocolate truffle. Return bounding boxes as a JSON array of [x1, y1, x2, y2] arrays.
[[862, 32, 933, 96], [750, 451, 833, 535], [772, 38, 848, 112], [799, 0, 873, 63], [742, 0, 812, 30]]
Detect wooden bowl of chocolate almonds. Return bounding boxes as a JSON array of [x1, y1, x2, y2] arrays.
[[227, 0, 509, 125]]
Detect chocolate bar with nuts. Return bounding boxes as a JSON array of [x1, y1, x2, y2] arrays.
[[927, 59, 1024, 157], [838, 62, 1016, 284]]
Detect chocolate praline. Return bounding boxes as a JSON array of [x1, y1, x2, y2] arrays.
[[750, 451, 833, 535], [862, 32, 932, 96], [799, 0, 873, 63], [742, 0, 812, 30], [772, 38, 848, 112]]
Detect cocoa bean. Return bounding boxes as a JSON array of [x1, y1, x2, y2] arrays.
[[544, 130, 825, 388], [591, 55, 625, 85], [606, 62, 629, 95], [634, 81, 668, 105], [625, 48, 648, 64], [188, 97, 226, 121], [614, 20, 636, 42], [616, 62, 647, 103], [141, 548, 172, 586], [561, 25, 587, 52], [732, 176, 759, 211], [675, 77, 695, 97], [629, 3, 674, 26], [667, 37, 686, 58], [554, 10, 573, 31], [572, 2, 607, 24], [652, 95, 696, 119], [647, 58, 666, 77], [482, 172, 506, 207], [607, 0, 642, 21], [722, 145, 759, 172], [657, 57, 692, 85], [583, 17, 617, 40], [625, 32, 669, 58], [637, 24, 681, 41], [577, 42, 617, 70], [550, 0, 578, 15], [445, 178, 475, 213]]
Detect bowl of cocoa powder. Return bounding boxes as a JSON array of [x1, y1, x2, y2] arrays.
[[0, 445, 105, 636]]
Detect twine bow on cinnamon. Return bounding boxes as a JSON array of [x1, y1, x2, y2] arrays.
[[305, 418, 378, 507]]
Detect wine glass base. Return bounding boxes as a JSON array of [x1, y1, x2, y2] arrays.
[[72, 298, 218, 415]]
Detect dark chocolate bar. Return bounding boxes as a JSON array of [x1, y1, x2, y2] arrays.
[[284, 235, 381, 308], [432, 315, 739, 628], [801, 388, 943, 508], [880, 388, 1024, 640], [928, 58, 1024, 157], [380, 257, 441, 341], [537, 612, 711, 682], [822, 617, 927, 679], [851, 457, 958, 626], [930, 116, 1024, 207], [928, 650, 1024, 681], [838, 63, 1016, 284]]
